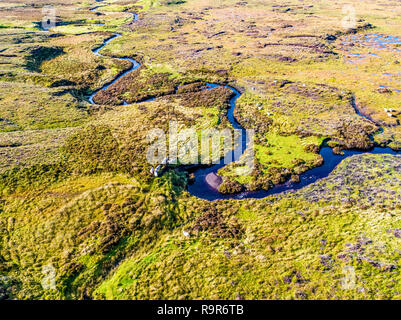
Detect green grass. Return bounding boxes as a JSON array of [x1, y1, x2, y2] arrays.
[[137, 0, 163, 10], [255, 133, 323, 169]]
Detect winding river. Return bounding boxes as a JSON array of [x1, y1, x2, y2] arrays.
[[87, 4, 401, 201]]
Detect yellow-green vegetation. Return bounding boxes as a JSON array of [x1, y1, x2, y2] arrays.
[[3, 153, 401, 300], [255, 134, 323, 168], [218, 80, 377, 189], [1, 0, 401, 300]]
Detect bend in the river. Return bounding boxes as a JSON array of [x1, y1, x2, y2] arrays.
[[87, 4, 401, 201]]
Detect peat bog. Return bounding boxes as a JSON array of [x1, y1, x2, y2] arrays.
[[0, 0, 401, 300]]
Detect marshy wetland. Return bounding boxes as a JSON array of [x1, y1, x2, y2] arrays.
[[1, 0, 401, 300]]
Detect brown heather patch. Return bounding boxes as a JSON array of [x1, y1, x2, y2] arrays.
[[177, 86, 233, 109], [191, 206, 243, 239], [218, 177, 244, 194]]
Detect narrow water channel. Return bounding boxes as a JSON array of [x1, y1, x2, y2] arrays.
[[87, 5, 401, 201]]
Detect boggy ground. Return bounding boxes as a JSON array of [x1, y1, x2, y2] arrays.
[[85, 0, 401, 191], [0, 0, 401, 300], [218, 81, 378, 192], [2, 152, 401, 300]]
